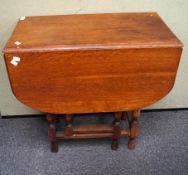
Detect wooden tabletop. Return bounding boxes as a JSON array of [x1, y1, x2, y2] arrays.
[[3, 13, 183, 114], [4, 12, 182, 53]]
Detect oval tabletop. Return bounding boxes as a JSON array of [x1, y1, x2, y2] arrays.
[[3, 12, 183, 114]]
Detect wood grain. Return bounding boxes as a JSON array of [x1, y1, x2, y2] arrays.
[[4, 12, 182, 52], [3, 13, 183, 114]]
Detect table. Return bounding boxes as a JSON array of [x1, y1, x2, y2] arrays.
[[3, 12, 183, 152]]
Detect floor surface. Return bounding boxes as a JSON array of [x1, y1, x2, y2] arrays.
[[0, 110, 188, 175]]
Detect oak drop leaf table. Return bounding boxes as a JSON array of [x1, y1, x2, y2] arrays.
[[3, 13, 183, 152]]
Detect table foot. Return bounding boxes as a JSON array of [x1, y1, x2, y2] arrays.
[[46, 114, 58, 153], [111, 112, 122, 150], [111, 139, 118, 150], [51, 141, 58, 153], [128, 138, 135, 150], [127, 110, 140, 150]]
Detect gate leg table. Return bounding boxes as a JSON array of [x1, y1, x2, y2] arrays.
[[46, 110, 140, 153], [3, 13, 183, 153]]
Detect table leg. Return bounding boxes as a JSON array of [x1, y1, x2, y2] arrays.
[[46, 114, 58, 153], [128, 110, 140, 149], [64, 114, 74, 136], [111, 112, 122, 150], [121, 112, 128, 121]]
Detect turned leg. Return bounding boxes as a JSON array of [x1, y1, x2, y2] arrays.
[[64, 114, 74, 136], [111, 112, 122, 150], [121, 112, 128, 121], [46, 114, 58, 153], [128, 110, 140, 149]]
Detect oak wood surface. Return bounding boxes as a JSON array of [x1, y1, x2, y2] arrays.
[[3, 13, 183, 114], [4, 12, 182, 52]]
